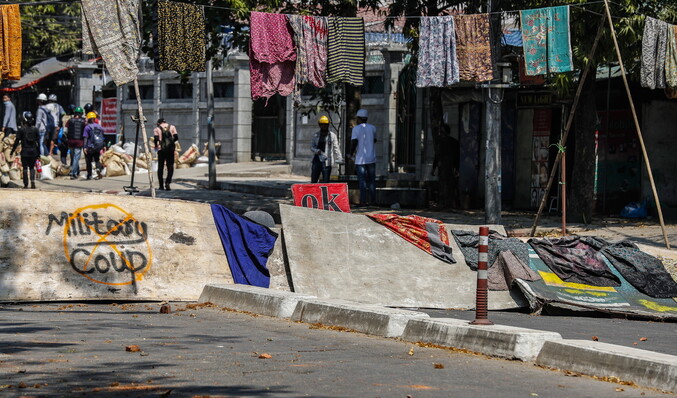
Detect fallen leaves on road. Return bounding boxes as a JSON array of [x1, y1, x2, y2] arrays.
[[591, 336, 599, 341], [615, 387, 625, 392], [90, 383, 167, 393], [17, 382, 27, 388], [433, 363, 444, 369], [258, 353, 272, 359], [408, 347, 415, 356], [639, 337, 647, 341], [125, 345, 141, 352]]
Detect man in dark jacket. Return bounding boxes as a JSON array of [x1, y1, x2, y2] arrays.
[[11, 111, 40, 189], [66, 106, 85, 179]]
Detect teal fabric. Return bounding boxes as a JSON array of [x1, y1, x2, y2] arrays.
[[520, 6, 573, 76]]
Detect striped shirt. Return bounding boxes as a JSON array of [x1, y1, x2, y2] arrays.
[[326, 17, 365, 86]]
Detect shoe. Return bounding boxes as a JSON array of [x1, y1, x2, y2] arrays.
[[70, 175, 78, 180], [158, 185, 164, 190], [23, 185, 28, 189], [165, 184, 171, 191], [95, 174, 102, 180], [86, 176, 92, 180], [30, 183, 36, 189]]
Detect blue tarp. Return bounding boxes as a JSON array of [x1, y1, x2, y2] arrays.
[[210, 204, 278, 288]]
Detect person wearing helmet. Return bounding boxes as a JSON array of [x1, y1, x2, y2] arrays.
[[153, 118, 179, 190], [10, 111, 40, 189], [35, 93, 51, 156], [45, 94, 65, 154], [310, 115, 343, 183], [83, 112, 104, 180], [66, 106, 86, 179]]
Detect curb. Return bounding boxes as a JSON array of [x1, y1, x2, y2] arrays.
[[178, 178, 292, 198], [536, 340, 677, 393], [291, 298, 429, 338], [401, 317, 561, 361], [198, 284, 315, 318]]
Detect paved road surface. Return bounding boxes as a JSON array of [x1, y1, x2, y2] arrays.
[[0, 303, 671, 397]]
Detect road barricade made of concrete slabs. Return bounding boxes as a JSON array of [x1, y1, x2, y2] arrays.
[[278, 204, 525, 309], [0, 190, 232, 302]]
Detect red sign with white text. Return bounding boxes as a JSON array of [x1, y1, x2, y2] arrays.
[[292, 183, 351, 213], [100, 98, 117, 136]]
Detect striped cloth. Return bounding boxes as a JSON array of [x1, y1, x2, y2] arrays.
[[326, 17, 365, 86]]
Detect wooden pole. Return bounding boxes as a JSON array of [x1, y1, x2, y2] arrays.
[[530, 15, 606, 237], [602, 0, 670, 249], [133, 78, 156, 198]]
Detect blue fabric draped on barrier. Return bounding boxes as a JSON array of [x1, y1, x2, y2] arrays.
[[210, 204, 278, 288]]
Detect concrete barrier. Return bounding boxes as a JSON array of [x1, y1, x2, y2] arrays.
[[401, 317, 562, 361], [536, 340, 677, 393], [279, 204, 523, 310], [0, 189, 230, 301], [291, 299, 429, 338], [198, 284, 314, 318]]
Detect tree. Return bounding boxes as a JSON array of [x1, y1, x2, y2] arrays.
[[20, 2, 82, 71]]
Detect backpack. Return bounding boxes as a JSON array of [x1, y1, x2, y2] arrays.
[[68, 117, 85, 141], [88, 125, 105, 151], [160, 127, 175, 151], [41, 106, 56, 133], [24, 127, 38, 146]]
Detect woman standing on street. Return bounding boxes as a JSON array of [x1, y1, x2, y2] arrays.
[[10, 111, 40, 189]]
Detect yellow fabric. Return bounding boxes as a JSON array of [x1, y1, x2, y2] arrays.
[[0, 5, 21, 81]]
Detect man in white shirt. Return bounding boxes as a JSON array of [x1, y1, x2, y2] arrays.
[[349, 109, 377, 206]]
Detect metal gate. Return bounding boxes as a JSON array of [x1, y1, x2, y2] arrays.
[[252, 94, 286, 161]]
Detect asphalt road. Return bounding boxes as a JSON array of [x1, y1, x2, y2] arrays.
[[421, 308, 677, 357], [0, 303, 671, 398]]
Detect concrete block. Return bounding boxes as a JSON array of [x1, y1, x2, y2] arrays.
[[198, 284, 315, 318], [401, 317, 562, 361], [536, 340, 677, 393], [291, 299, 429, 338]]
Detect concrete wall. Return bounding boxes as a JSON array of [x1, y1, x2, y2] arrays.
[[0, 191, 231, 301], [642, 100, 677, 220]]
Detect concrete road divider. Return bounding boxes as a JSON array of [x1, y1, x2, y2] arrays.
[[401, 317, 562, 361], [198, 284, 315, 318], [536, 340, 677, 393], [291, 299, 429, 338]]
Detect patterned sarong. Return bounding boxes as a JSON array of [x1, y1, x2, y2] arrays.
[[454, 14, 494, 82], [249, 12, 296, 100], [155, 0, 206, 72], [0, 5, 21, 81], [641, 17, 669, 90], [288, 15, 328, 103], [327, 17, 365, 86], [416, 16, 458, 87], [520, 6, 573, 76], [82, 0, 140, 86], [663, 24, 677, 88]]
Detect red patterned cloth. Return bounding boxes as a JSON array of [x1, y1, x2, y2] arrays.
[[368, 214, 455, 264], [249, 12, 297, 100]]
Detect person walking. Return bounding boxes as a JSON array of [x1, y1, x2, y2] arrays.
[[10, 111, 40, 189], [310, 115, 343, 183], [66, 107, 86, 179], [349, 109, 377, 206], [83, 112, 104, 180], [35, 93, 51, 156], [45, 94, 65, 155], [153, 118, 178, 191], [2, 94, 17, 136]]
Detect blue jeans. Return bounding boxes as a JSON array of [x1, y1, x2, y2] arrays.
[[70, 147, 82, 177], [356, 163, 376, 205], [311, 155, 332, 183], [39, 131, 49, 156]]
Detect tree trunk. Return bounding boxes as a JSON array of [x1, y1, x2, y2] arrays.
[[569, 76, 597, 224]]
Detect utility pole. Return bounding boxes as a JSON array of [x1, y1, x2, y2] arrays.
[[206, 59, 217, 190], [483, 0, 502, 225]]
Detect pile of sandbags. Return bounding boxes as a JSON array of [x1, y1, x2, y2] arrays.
[[0, 133, 20, 185]]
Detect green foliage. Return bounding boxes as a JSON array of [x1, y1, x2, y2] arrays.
[[21, 1, 82, 71]]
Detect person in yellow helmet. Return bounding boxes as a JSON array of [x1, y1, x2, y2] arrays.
[[310, 115, 343, 183]]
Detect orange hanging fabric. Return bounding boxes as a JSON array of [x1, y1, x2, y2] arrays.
[[0, 4, 22, 81]]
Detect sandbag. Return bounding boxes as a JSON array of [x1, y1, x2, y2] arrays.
[[56, 164, 71, 176], [195, 156, 208, 164], [179, 144, 199, 165], [0, 173, 9, 185], [8, 168, 20, 180], [40, 165, 54, 180], [106, 158, 126, 177]]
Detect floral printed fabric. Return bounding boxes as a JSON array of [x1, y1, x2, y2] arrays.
[[287, 15, 328, 104], [249, 12, 297, 101], [0, 5, 21, 81], [520, 6, 573, 76], [82, 0, 140, 86], [454, 14, 494, 82], [667, 25, 677, 88], [416, 16, 459, 87], [155, 0, 206, 72], [641, 17, 669, 90]]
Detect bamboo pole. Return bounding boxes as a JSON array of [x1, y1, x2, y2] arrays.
[[602, 0, 670, 249], [133, 78, 156, 198], [529, 15, 606, 237]]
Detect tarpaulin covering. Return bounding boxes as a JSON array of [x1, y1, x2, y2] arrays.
[[452, 230, 530, 271], [368, 214, 455, 264], [210, 204, 277, 288], [529, 236, 621, 287]]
